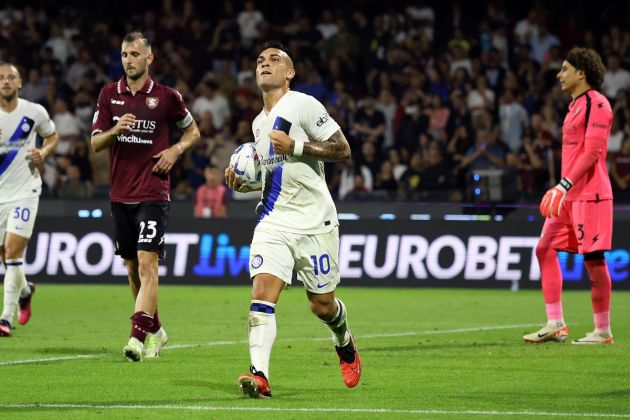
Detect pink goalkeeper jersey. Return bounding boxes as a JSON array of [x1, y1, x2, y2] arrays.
[[561, 89, 613, 201]]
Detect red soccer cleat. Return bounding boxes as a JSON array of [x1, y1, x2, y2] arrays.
[[18, 282, 36, 325], [0, 319, 11, 337], [335, 332, 362, 388], [238, 367, 272, 398]]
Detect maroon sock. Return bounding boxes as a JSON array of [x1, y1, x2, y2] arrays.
[[150, 308, 162, 334], [130, 311, 153, 343]]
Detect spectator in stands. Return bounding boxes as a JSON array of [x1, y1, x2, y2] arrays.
[[56, 164, 91, 199], [499, 90, 529, 153], [510, 135, 547, 200], [603, 54, 630, 100], [467, 76, 495, 118], [425, 94, 450, 142], [343, 173, 372, 201], [352, 96, 386, 150], [419, 141, 452, 198], [236, 1, 264, 47], [337, 158, 373, 201], [386, 148, 408, 182], [192, 80, 231, 132], [52, 98, 80, 155], [458, 128, 505, 174], [316, 9, 338, 40], [20, 68, 47, 103], [610, 136, 630, 199], [194, 165, 228, 218], [373, 160, 398, 200], [529, 24, 561, 65], [398, 151, 425, 201]]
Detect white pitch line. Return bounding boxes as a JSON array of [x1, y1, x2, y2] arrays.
[[0, 403, 628, 418], [0, 355, 99, 366], [0, 323, 540, 367], [360, 323, 541, 338]]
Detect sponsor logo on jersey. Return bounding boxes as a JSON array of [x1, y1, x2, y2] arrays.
[[146, 97, 159, 109], [316, 113, 329, 127], [259, 154, 289, 166], [116, 134, 153, 145], [111, 99, 125, 105], [591, 122, 608, 129]]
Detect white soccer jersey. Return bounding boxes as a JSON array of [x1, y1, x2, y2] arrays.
[[252, 90, 341, 234], [0, 99, 56, 203]]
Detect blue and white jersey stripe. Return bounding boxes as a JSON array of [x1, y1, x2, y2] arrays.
[[0, 99, 56, 203]]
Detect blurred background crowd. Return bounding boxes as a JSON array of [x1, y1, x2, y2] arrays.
[[1, 0, 630, 208]]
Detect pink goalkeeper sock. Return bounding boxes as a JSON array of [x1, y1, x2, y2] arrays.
[[545, 302, 563, 322], [594, 312, 610, 331]]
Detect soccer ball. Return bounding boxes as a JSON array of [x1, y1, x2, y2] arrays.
[[229, 142, 262, 189]]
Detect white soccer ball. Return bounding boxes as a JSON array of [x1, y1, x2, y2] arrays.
[[230, 142, 262, 189]]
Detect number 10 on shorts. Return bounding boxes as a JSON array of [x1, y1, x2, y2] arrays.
[[310, 254, 330, 276]]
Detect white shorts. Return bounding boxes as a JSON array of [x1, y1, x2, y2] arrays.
[[0, 197, 39, 244], [249, 226, 340, 294]]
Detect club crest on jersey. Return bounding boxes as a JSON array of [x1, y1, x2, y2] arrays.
[[251, 255, 264, 269], [146, 97, 159, 109]]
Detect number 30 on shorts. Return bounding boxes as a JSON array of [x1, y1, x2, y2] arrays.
[[310, 254, 330, 276], [13, 207, 31, 222]]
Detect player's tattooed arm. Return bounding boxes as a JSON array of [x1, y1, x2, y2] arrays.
[[302, 129, 351, 162]]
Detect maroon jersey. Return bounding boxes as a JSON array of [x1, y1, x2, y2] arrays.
[[91, 76, 193, 202]]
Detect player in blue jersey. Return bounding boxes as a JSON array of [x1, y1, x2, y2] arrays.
[[0, 63, 59, 336], [225, 41, 362, 398]]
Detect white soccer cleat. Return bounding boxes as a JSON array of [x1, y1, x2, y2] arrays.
[[144, 329, 168, 358], [123, 337, 144, 362], [523, 323, 569, 343], [572, 330, 614, 345]]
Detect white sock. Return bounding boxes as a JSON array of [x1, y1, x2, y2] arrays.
[[248, 300, 276, 380], [324, 298, 350, 347], [20, 282, 31, 299], [2, 259, 27, 324], [547, 319, 565, 328]]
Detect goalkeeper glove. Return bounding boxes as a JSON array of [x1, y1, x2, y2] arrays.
[[539, 177, 572, 218]]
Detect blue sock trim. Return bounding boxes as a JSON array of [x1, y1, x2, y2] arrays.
[[250, 302, 276, 314], [5, 261, 23, 266]]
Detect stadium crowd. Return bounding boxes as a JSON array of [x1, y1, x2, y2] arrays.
[[1, 0, 630, 204]]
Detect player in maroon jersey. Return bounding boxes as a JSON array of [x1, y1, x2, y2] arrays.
[[524, 48, 614, 345], [90, 32, 200, 361]]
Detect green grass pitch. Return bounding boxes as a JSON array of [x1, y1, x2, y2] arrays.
[[0, 285, 628, 419]]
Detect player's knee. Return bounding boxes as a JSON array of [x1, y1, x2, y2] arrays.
[[309, 299, 335, 320], [3, 242, 26, 260], [137, 260, 158, 283], [535, 242, 553, 261]]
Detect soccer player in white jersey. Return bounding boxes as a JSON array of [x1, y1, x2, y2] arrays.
[[225, 41, 362, 398], [0, 63, 59, 336]]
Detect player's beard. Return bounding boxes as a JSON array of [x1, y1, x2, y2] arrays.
[[0, 90, 17, 103], [125, 66, 147, 82]]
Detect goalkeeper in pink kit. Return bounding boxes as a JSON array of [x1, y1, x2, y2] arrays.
[[524, 48, 614, 345]]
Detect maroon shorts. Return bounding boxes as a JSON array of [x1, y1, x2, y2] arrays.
[[539, 199, 612, 254]]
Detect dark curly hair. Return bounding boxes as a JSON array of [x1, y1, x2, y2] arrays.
[[258, 41, 294, 64], [565, 47, 606, 90]]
